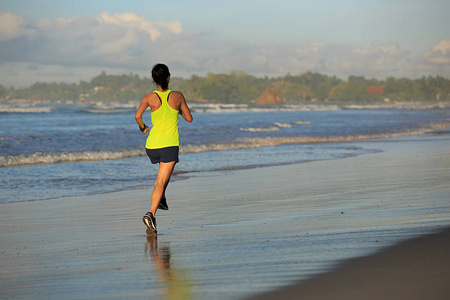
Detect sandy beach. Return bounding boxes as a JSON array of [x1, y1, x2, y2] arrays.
[[1, 134, 449, 299], [246, 227, 450, 300]]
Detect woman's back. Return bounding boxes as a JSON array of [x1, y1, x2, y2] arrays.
[[146, 90, 179, 149]]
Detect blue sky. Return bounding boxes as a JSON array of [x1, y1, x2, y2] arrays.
[[0, 0, 449, 87]]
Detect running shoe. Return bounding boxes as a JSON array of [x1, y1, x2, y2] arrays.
[[158, 196, 169, 210], [143, 212, 157, 235]]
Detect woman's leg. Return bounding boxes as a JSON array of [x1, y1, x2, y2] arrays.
[[150, 161, 176, 214], [160, 171, 173, 200], [158, 172, 172, 210]]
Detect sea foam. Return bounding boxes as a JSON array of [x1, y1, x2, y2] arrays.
[[1, 122, 447, 167]]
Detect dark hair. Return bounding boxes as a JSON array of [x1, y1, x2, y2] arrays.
[[152, 63, 170, 90]]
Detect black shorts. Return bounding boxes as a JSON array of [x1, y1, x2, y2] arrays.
[[146, 146, 179, 164]]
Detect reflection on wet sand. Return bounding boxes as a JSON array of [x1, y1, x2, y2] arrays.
[[146, 236, 193, 299]]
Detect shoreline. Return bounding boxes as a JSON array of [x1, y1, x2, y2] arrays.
[[1, 133, 449, 299], [1, 122, 448, 203]]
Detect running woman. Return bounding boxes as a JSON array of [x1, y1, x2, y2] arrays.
[[135, 63, 193, 235]]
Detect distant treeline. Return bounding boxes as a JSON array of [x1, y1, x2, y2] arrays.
[[1, 71, 449, 103]]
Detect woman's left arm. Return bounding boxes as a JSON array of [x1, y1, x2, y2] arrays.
[[135, 96, 150, 134], [178, 93, 193, 123]]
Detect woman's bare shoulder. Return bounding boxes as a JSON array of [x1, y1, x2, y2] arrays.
[[143, 92, 159, 101], [143, 91, 158, 98], [169, 91, 186, 101], [170, 90, 184, 96]]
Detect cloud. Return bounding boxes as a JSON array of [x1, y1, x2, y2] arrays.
[[0, 10, 448, 87], [421, 39, 450, 65], [0, 11, 183, 69], [396, 39, 450, 79], [96, 12, 182, 41], [167, 40, 410, 80], [0, 10, 34, 41]]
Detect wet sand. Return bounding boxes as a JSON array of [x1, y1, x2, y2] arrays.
[[1, 134, 449, 299], [245, 227, 450, 300]]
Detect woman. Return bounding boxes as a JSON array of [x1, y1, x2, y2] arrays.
[[135, 63, 193, 235]]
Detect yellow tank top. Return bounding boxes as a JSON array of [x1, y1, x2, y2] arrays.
[[146, 90, 179, 149]]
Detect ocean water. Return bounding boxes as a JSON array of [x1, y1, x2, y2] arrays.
[[0, 101, 448, 203]]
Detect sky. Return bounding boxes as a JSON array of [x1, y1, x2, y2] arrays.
[[0, 0, 449, 88]]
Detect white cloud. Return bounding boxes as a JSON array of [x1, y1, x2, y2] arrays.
[[0, 10, 34, 41], [0, 11, 183, 69], [92, 29, 140, 57], [97, 12, 182, 41], [0, 10, 448, 87], [217, 41, 409, 79], [396, 39, 450, 79], [421, 39, 450, 65]]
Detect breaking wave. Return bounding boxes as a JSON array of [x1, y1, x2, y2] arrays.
[[0, 149, 144, 167], [189, 102, 450, 113], [341, 103, 450, 110], [186, 123, 448, 154], [2, 101, 448, 114], [0, 104, 54, 113], [240, 121, 295, 132], [1, 123, 447, 168], [83, 102, 137, 114], [190, 103, 341, 113]]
